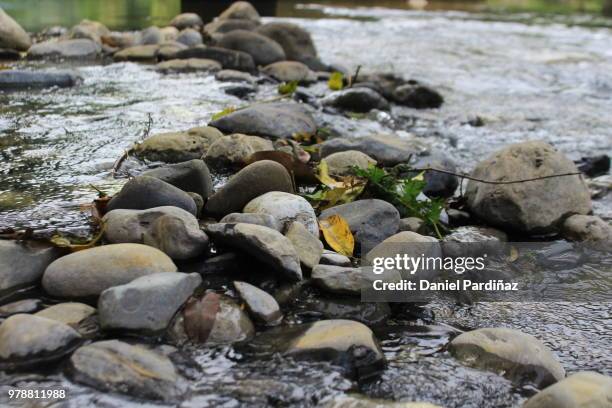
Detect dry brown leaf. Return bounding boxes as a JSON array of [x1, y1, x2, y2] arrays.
[[319, 214, 354, 257]]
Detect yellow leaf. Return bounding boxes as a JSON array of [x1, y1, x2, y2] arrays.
[[328, 72, 344, 91], [211, 106, 236, 121], [411, 171, 425, 181], [316, 160, 345, 188], [319, 214, 354, 257]]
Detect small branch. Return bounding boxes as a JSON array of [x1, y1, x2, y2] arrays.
[[408, 167, 583, 185], [349, 65, 362, 88]]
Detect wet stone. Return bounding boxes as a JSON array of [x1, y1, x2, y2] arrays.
[[234, 281, 282, 325], [0, 240, 59, 294], [285, 221, 324, 269], [141, 159, 214, 200], [0, 70, 81, 90]]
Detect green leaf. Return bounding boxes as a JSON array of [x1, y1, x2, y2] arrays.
[[328, 72, 344, 91], [278, 81, 298, 95], [211, 106, 236, 121]]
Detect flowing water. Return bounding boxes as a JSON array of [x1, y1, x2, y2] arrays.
[[0, 3, 611, 407]]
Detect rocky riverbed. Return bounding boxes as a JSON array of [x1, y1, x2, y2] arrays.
[[1, 2, 611, 407]]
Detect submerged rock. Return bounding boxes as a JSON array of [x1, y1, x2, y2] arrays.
[[217, 30, 285, 66], [392, 83, 444, 109], [0, 314, 81, 370], [0, 240, 59, 294], [319, 199, 400, 253], [256, 22, 317, 64], [173, 45, 255, 72], [320, 134, 428, 166], [205, 223, 302, 281], [223, 83, 257, 98], [27, 39, 101, 60], [449, 327, 565, 388], [209, 102, 317, 139], [323, 150, 377, 177], [156, 58, 221, 73], [234, 281, 282, 325], [70, 340, 186, 401], [106, 176, 198, 216], [465, 141, 591, 234], [171, 293, 255, 345], [285, 221, 324, 269], [203, 133, 273, 168], [0, 7, 32, 51], [133, 126, 223, 163], [99, 272, 201, 332], [42, 244, 177, 298], [562, 214, 612, 242], [322, 88, 389, 113], [0, 70, 81, 90], [523, 371, 612, 408], [103, 206, 209, 259], [204, 160, 294, 218], [262, 61, 316, 83], [220, 213, 282, 232], [141, 159, 213, 200], [244, 191, 318, 236]]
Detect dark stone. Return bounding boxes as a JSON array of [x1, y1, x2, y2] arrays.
[[256, 22, 317, 64], [0, 70, 81, 90], [141, 159, 213, 200], [392, 82, 444, 109], [412, 155, 459, 198], [216, 29, 285, 66], [575, 155, 610, 178], [321, 87, 389, 113], [223, 83, 257, 98]]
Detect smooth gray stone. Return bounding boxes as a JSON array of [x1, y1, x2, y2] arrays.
[[0, 70, 80, 90], [234, 281, 282, 325]]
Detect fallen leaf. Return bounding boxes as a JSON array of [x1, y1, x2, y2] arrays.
[[316, 160, 345, 188], [211, 106, 236, 121], [50, 223, 106, 252], [319, 214, 354, 257], [328, 72, 344, 91]]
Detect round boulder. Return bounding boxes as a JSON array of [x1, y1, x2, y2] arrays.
[[323, 150, 377, 177], [523, 371, 612, 408], [133, 126, 223, 163], [203, 133, 273, 168], [217, 30, 285, 66], [244, 191, 318, 236]]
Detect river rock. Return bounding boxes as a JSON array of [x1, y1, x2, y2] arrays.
[[205, 223, 302, 281], [449, 327, 565, 387], [160, 26, 179, 41], [320, 250, 352, 267], [204, 160, 293, 218], [99, 272, 201, 332], [172, 45, 255, 71], [134, 126, 223, 163], [156, 40, 186, 60], [322, 88, 389, 113], [217, 30, 285, 66], [0, 48, 20, 59], [465, 141, 591, 234], [176, 28, 202, 46], [141, 26, 162, 45], [209, 102, 316, 138], [107, 176, 198, 215], [320, 134, 428, 166], [285, 221, 323, 269], [36, 302, 96, 327], [223, 83, 257, 98], [27, 39, 101, 60], [172, 293, 255, 345], [157, 58, 221, 73], [0, 241, 59, 294], [206, 18, 259, 34], [277, 319, 385, 379], [311, 265, 365, 296], [141, 159, 213, 200], [42, 244, 177, 298], [234, 281, 282, 325], [256, 22, 317, 64], [244, 191, 318, 236], [0, 7, 31, 51], [0, 299, 42, 318], [204, 133, 273, 168], [323, 150, 377, 177], [113, 44, 159, 61], [0, 314, 81, 370], [69, 20, 110, 44], [218, 1, 261, 22], [215, 68, 257, 83], [103, 207, 208, 259], [398, 217, 426, 233], [413, 155, 459, 198], [319, 199, 400, 253], [261, 61, 316, 83], [392, 82, 444, 109], [523, 371, 612, 408], [0, 70, 81, 90], [170, 13, 204, 30], [70, 340, 186, 401], [324, 396, 441, 408], [562, 214, 612, 242], [220, 213, 282, 231]]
